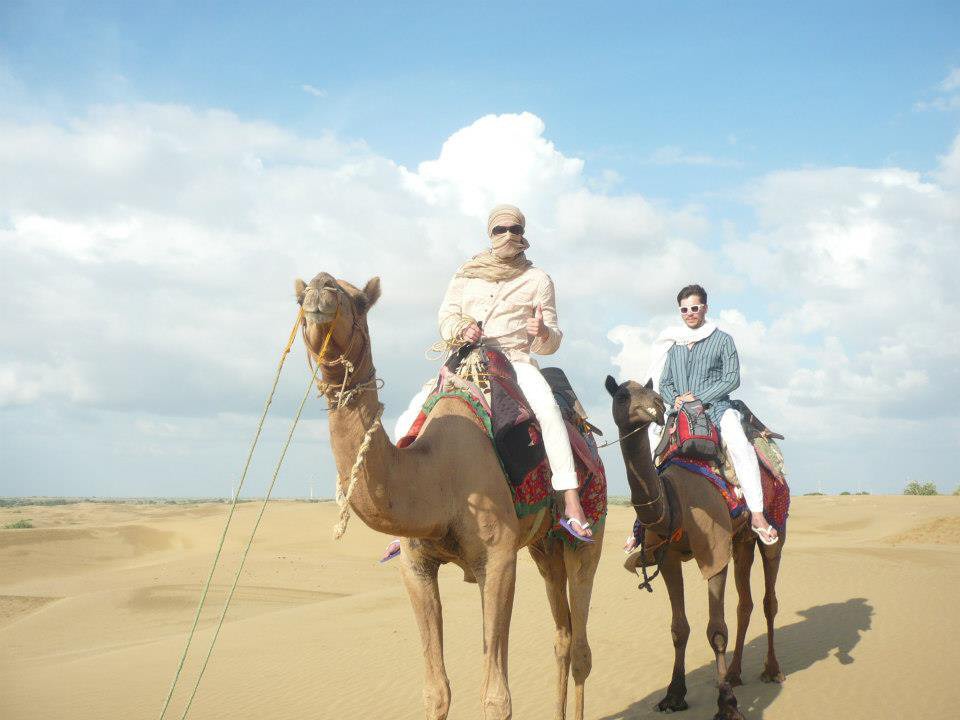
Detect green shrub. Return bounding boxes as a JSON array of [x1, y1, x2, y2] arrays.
[[903, 480, 938, 496], [840, 491, 851, 496], [954, 485, 959, 496], [3, 519, 33, 529]]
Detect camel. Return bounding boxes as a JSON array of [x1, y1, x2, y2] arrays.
[[604, 376, 785, 720], [294, 271, 604, 720]]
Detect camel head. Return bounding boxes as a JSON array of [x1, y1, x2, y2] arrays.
[[293, 272, 381, 365], [604, 375, 666, 430]]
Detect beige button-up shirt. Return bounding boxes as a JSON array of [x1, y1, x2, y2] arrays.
[[438, 267, 563, 364]]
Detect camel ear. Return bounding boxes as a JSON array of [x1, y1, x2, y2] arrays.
[[357, 276, 381, 314], [604, 375, 619, 397], [644, 378, 654, 390], [294, 278, 307, 305]]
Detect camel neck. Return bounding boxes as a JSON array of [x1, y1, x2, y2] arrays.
[[620, 425, 671, 533], [327, 388, 444, 539]]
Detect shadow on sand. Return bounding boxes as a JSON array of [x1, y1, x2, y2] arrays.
[[597, 597, 873, 720]]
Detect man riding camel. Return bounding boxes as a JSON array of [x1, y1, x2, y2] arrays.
[[381, 204, 593, 560], [631, 283, 778, 547]]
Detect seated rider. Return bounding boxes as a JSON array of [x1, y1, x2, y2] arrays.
[[644, 284, 778, 545], [382, 204, 593, 560]]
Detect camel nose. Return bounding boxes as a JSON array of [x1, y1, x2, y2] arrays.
[[303, 272, 339, 316]]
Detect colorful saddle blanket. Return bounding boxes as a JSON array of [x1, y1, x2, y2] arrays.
[[659, 446, 790, 534], [397, 348, 606, 543]]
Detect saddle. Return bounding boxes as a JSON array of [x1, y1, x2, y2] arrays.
[[652, 399, 790, 534], [397, 346, 607, 538]]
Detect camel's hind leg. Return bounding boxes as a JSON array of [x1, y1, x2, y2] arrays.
[[475, 549, 518, 720], [656, 549, 690, 712], [529, 539, 572, 720], [398, 551, 451, 720], [726, 538, 756, 687], [759, 533, 786, 683], [564, 523, 603, 720]]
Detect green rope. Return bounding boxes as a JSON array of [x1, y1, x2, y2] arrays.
[[177, 363, 321, 719], [157, 314, 312, 720]]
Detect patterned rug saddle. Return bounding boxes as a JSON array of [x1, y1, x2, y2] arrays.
[[656, 403, 791, 534], [397, 346, 607, 543]]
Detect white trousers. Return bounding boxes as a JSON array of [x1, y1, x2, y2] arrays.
[[719, 409, 764, 513], [393, 362, 578, 491]]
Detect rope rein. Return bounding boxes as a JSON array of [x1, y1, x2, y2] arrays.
[[158, 307, 332, 720]]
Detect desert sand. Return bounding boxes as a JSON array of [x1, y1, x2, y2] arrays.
[[1, 495, 958, 719]]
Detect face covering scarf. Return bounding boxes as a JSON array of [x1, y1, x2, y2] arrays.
[[456, 204, 532, 282]]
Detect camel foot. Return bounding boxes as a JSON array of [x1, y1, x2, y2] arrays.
[[655, 684, 688, 713], [760, 666, 786, 683], [725, 670, 743, 687], [711, 682, 744, 720]]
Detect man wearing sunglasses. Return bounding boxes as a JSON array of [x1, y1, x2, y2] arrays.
[[383, 204, 592, 560], [645, 284, 778, 545], [433, 204, 593, 541]]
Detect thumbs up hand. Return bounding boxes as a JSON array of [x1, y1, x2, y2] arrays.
[[526, 305, 548, 340]]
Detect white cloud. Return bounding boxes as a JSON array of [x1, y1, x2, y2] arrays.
[[2, 102, 958, 496], [301, 84, 328, 98], [914, 67, 960, 111]]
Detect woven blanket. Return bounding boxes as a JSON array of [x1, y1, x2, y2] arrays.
[[397, 351, 607, 539], [659, 450, 790, 534]]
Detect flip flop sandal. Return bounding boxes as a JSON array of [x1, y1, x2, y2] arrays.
[[559, 517, 595, 543], [751, 524, 779, 546], [379, 539, 401, 563]]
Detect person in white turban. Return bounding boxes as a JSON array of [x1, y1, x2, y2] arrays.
[[381, 205, 592, 560]]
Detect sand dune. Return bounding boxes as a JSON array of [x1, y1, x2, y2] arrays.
[[1, 496, 958, 719]]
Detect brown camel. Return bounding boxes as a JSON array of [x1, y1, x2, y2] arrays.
[[294, 271, 604, 720], [604, 376, 785, 720]]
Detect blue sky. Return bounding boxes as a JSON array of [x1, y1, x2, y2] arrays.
[[1, 1, 959, 499]]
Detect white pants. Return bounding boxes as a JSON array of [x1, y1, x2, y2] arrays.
[[393, 362, 578, 491], [720, 409, 764, 513]]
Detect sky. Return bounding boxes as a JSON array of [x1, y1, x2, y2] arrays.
[[1, 1, 958, 499]]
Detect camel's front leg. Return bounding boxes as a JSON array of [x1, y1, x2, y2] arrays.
[[657, 550, 690, 712], [565, 524, 603, 720], [476, 549, 518, 720], [528, 540, 572, 720], [399, 549, 451, 720], [706, 567, 744, 720], [726, 539, 756, 687]]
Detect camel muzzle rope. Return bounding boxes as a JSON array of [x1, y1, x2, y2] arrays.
[[157, 306, 336, 720]]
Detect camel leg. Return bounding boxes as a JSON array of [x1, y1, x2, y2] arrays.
[[706, 567, 743, 720], [565, 526, 603, 720], [759, 538, 786, 683], [725, 539, 756, 687], [529, 541, 572, 720], [476, 550, 518, 720], [398, 553, 451, 720], [656, 550, 690, 713]]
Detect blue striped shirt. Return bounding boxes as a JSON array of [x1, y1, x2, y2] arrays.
[[659, 329, 740, 424]]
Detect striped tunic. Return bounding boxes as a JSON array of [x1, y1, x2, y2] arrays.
[[659, 329, 741, 424]]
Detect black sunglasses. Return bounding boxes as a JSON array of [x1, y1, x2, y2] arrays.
[[492, 224, 524, 235]]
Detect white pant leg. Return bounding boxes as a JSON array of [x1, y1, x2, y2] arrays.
[[720, 409, 764, 512], [513, 362, 579, 491], [392, 381, 434, 443]]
